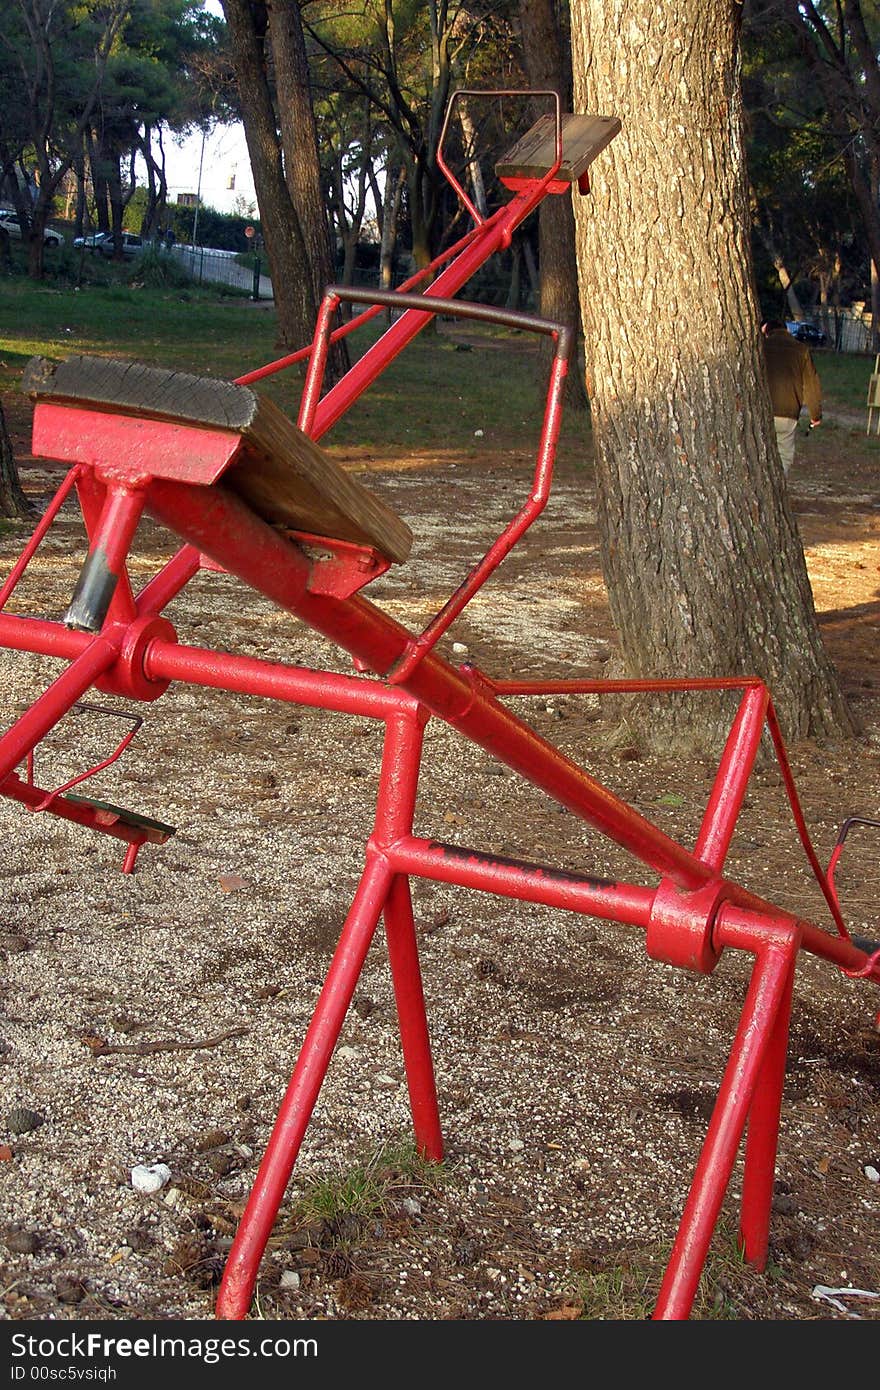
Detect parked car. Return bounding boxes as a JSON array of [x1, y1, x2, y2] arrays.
[[98, 231, 144, 258], [73, 231, 111, 251], [0, 212, 64, 247], [785, 320, 827, 347]]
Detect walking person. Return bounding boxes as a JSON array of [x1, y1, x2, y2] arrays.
[[760, 319, 822, 475]]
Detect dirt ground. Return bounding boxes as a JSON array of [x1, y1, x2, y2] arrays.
[[0, 364, 879, 1324]]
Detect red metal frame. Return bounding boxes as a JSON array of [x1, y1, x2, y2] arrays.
[[1, 92, 878, 1322]]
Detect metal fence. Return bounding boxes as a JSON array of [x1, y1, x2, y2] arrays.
[[813, 307, 873, 353], [169, 244, 272, 299]]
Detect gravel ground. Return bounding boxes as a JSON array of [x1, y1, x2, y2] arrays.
[[1, 436, 879, 1324]]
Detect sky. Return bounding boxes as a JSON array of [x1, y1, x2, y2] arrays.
[[159, 121, 258, 217], [150, 2, 257, 218]]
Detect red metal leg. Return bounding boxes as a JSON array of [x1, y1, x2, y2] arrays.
[[371, 705, 442, 1158], [724, 910, 799, 1270], [383, 873, 443, 1163], [68, 479, 145, 630], [694, 685, 769, 871], [215, 850, 395, 1319], [652, 909, 800, 1320]]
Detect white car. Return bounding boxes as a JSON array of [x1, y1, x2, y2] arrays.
[[0, 212, 64, 247], [98, 231, 144, 257], [73, 231, 111, 251]]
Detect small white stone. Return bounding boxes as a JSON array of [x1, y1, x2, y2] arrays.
[[865, 1165, 880, 1183], [474, 429, 484, 437], [279, 1270, 300, 1290], [400, 1197, 421, 1217], [508, 1138, 525, 1152], [130, 1162, 171, 1195], [375, 1073, 398, 1088], [336, 1046, 358, 1062], [452, 642, 469, 656]]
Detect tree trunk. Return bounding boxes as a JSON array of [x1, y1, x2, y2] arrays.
[[380, 161, 405, 321], [457, 97, 488, 219], [380, 163, 402, 286], [569, 0, 856, 753], [872, 162, 880, 354], [505, 238, 523, 310], [522, 237, 539, 299], [73, 150, 87, 240], [752, 210, 805, 320], [221, 0, 317, 354], [268, 0, 349, 381], [0, 402, 30, 519], [517, 0, 588, 410], [87, 129, 112, 235]]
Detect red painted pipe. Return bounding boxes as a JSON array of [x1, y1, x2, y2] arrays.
[[373, 710, 442, 1162], [0, 631, 121, 783], [145, 638, 410, 721], [310, 191, 542, 441], [141, 478, 723, 892], [694, 685, 769, 871], [389, 835, 656, 929], [653, 910, 800, 1319], [215, 850, 395, 1319], [233, 210, 511, 389], [0, 614, 92, 662]]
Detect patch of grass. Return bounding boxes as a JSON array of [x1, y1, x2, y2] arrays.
[[295, 1138, 447, 1229], [816, 349, 875, 415], [0, 275, 278, 382], [0, 273, 592, 463], [569, 1229, 765, 1320]]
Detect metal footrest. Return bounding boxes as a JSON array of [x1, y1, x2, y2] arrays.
[[63, 793, 175, 843]]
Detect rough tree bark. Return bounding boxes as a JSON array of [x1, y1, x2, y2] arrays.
[[569, 0, 856, 752], [517, 0, 587, 410], [221, 0, 318, 353], [268, 0, 349, 378], [0, 402, 30, 519]]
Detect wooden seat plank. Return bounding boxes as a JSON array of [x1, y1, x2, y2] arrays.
[[22, 355, 413, 564], [495, 113, 621, 184]]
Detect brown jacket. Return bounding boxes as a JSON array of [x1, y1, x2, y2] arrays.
[[762, 328, 822, 422]]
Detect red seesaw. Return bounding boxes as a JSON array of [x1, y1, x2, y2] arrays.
[[1, 93, 878, 1321]]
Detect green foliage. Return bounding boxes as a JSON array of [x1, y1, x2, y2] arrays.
[[744, 1, 880, 311], [126, 245, 195, 290], [306, 1, 522, 263], [743, 12, 866, 311], [125, 187, 151, 234], [169, 205, 262, 253]]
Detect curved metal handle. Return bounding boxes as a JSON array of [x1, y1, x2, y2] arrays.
[[436, 88, 562, 226], [297, 285, 572, 685]]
